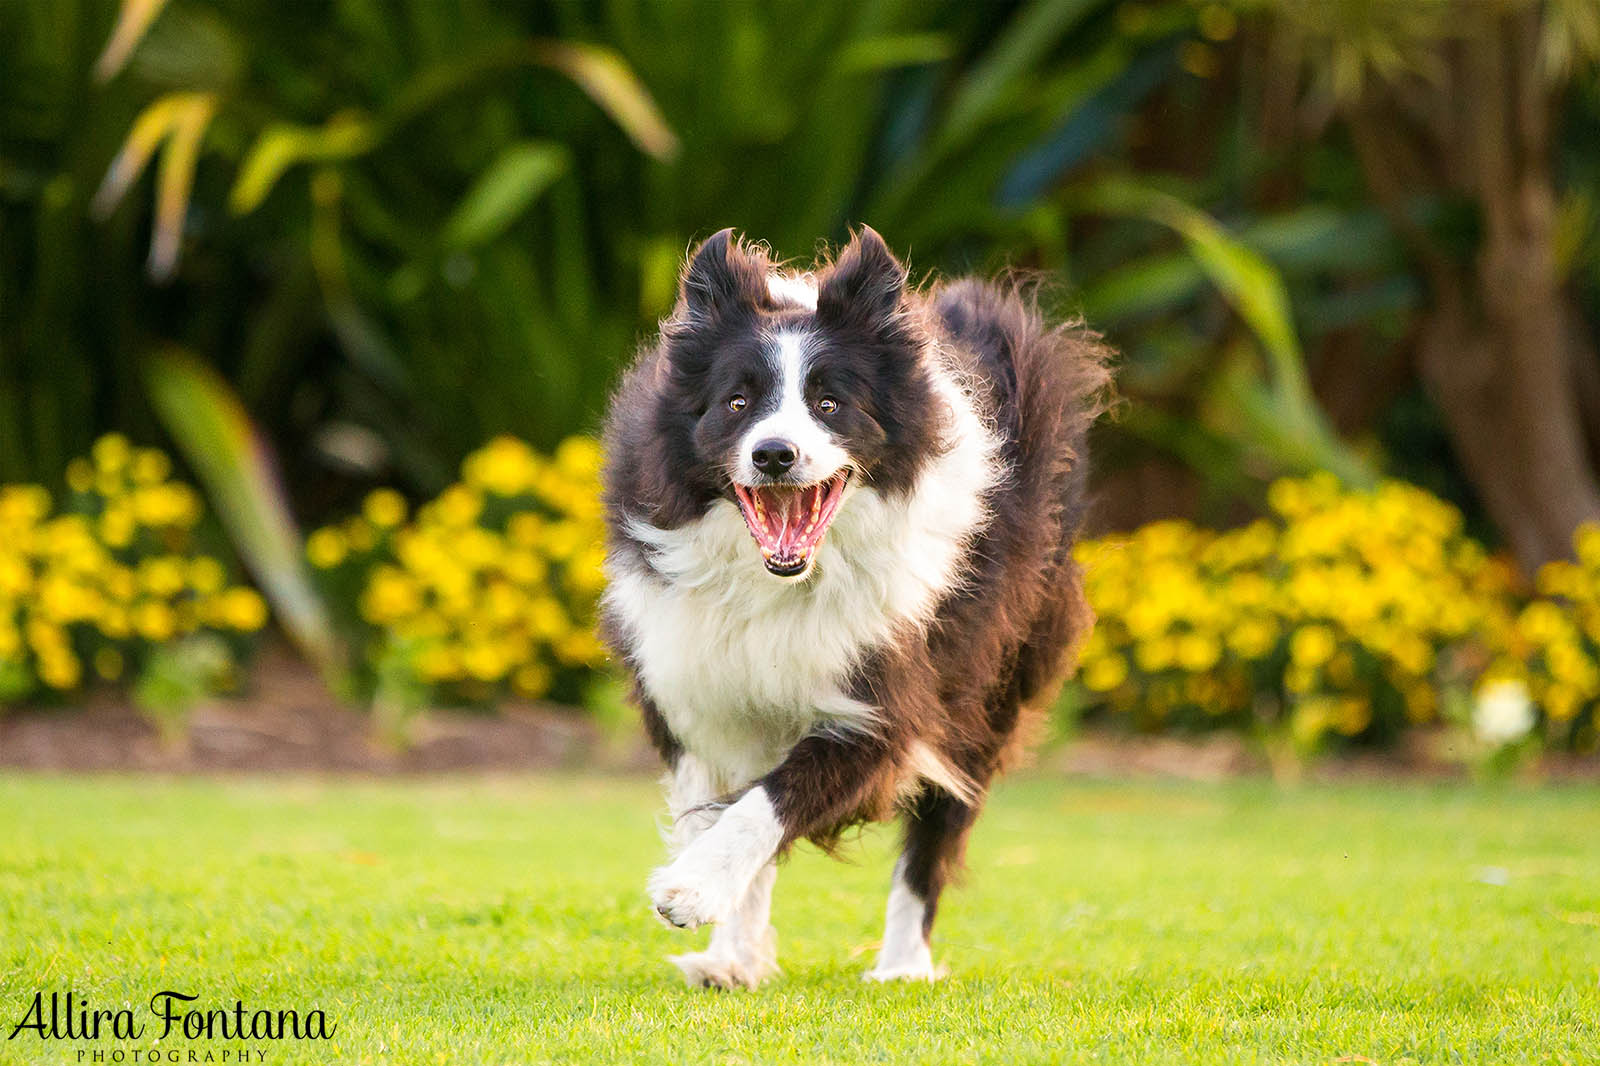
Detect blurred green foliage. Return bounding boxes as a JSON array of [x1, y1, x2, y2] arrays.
[[3, 0, 1598, 545], [0, 0, 1218, 500]]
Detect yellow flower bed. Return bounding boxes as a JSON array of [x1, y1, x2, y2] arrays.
[[309, 435, 607, 706], [1073, 474, 1524, 746], [1486, 524, 1600, 733], [0, 435, 267, 705], [24, 430, 1595, 751]]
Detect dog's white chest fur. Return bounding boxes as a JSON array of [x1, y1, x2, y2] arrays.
[[605, 365, 1000, 786]]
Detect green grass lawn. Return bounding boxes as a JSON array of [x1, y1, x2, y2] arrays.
[[1, 773, 1597, 1065]]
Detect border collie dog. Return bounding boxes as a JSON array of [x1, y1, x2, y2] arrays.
[[601, 227, 1109, 988]]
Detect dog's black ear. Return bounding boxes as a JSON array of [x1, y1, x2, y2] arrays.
[[679, 228, 767, 322], [817, 226, 906, 329]]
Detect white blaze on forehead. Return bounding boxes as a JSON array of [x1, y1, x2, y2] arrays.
[[766, 272, 818, 310], [735, 329, 850, 485]]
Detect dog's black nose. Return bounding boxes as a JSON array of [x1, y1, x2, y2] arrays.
[[751, 438, 797, 477]]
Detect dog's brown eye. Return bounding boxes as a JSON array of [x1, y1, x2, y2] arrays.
[[817, 397, 839, 415], [728, 395, 747, 412]]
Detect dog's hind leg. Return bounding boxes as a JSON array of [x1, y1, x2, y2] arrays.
[[669, 860, 779, 989], [867, 786, 979, 981], [663, 754, 725, 854]]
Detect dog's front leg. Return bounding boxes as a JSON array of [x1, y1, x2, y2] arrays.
[[649, 727, 894, 930]]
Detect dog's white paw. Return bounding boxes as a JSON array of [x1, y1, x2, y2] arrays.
[[864, 958, 947, 982], [648, 788, 784, 930], [648, 860, 738, 930], [670, 934, 779, 990]]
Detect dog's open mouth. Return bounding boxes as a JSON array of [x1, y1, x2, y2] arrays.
[[731, 471, 850, 577]]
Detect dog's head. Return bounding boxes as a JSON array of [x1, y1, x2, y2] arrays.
[[653, 227, 940, 580]]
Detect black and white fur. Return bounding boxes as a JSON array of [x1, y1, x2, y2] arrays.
[[601, 227, 1110, 987]]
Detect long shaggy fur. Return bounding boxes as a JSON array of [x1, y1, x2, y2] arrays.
[[599, 226, 1111, 985]]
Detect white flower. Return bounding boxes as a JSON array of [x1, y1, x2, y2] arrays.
[[1472, 679, 1535, 746]]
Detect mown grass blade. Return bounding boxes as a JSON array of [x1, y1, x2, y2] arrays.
[[144, 349, 341, 677]]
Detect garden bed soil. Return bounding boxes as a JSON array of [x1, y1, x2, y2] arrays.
[[0, 646, 648, 775], [4, 646, 1599, 780]]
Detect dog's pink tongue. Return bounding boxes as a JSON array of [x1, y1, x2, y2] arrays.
[[771, 484, 819, 555]]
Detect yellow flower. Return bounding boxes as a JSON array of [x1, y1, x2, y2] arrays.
[[1227, 617, 1278, 660], [65, 458, 95, 494], [1175, 632, 1221, 673], [218, 587, 268, 631], [483, 582, 523, 625], [461, 642, 508, 682], [131, 448, 172, 485], [1543, 682, 1581, 722], [0, 556, 32, 598], [542, 521, 584, 562], [1576, 521, 1600, 569], [98, 605, 130, 639], [96, 470, 125, 498], [345, 517, 376, 552], [433, 485, 484, 528], [1332, 697, 1371, 736], [555, 436, 603, 480], [1519, 601, 1570, 645], [556, 630, 605, 666], [464, 436, 542, 496], [138, 555, 188, 598], [1402, 683, 1437, 722], [1082, 652, 1129, 693], [567, 547, 608, 595], [1285, 664, 1318, 694], [528, 597, 570, 640], [0, 485, 51, 526], [189, 556, 226, 595], [104, 565, 137, 602], [507, 513, 544, 548], [307, 527, 349, 569], [91, 433, 131, 473], [363, 488, 408, 529], [512, 662, 552, 698], [26, 617, 66, 655], [361, 567, 421, 625], [1290, 625, 1337, 669], [503, 550, 548, 585], [99, 507, 136, 548], [38, 650, 81, 691], [416, 644, 461, 682], [134, 601, 177, 642], [132, 484, 200, 528], [1390, 635, 1433, 676], [1134, 637, 1174, 673], [38, 575, 97, 623]]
